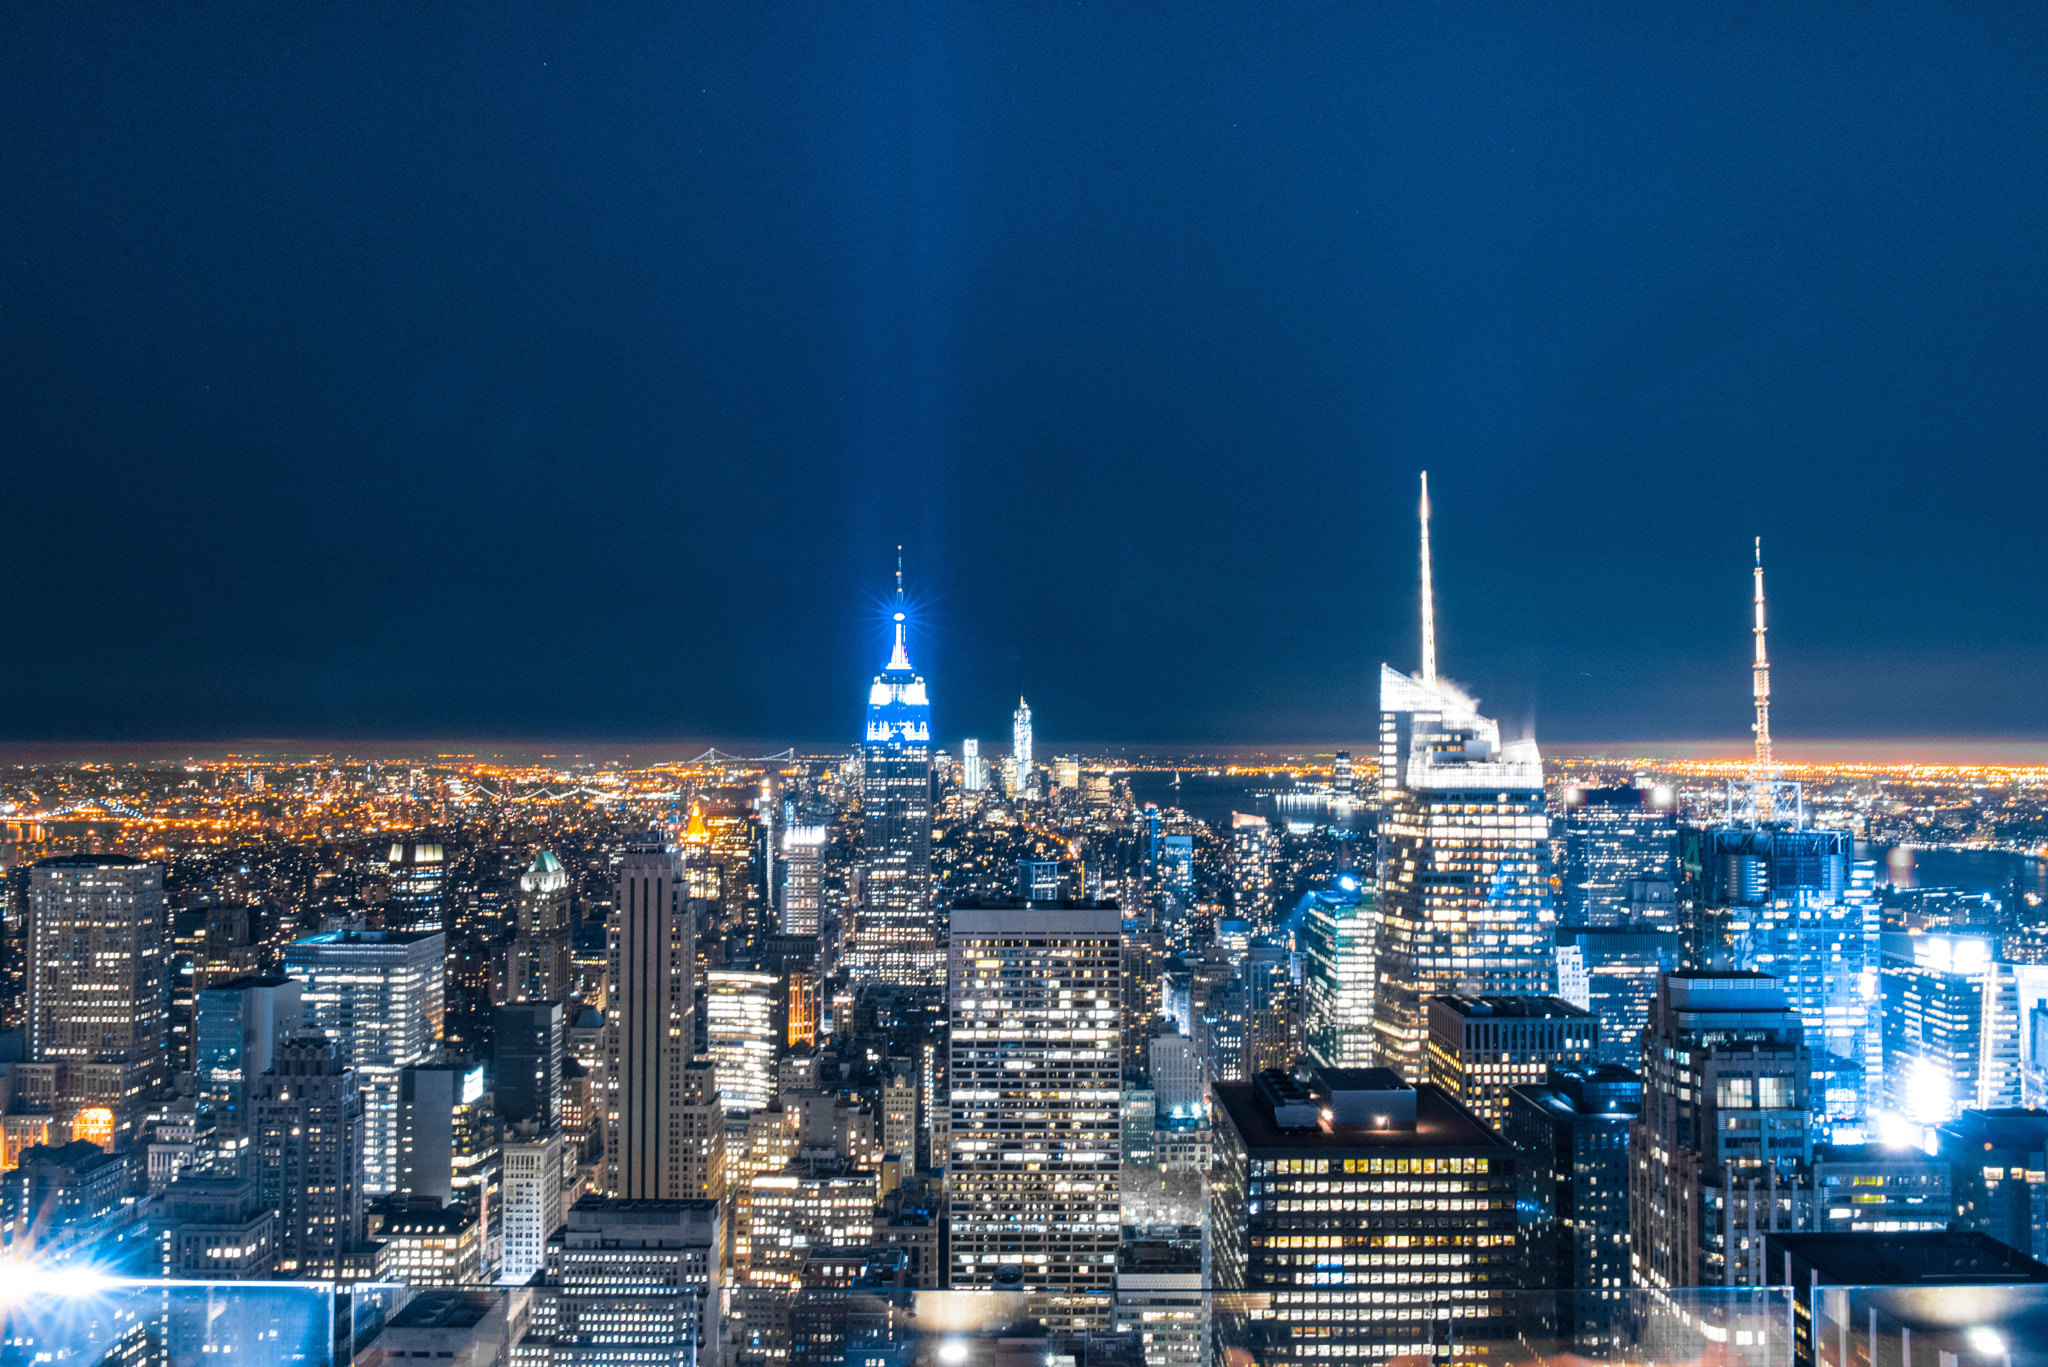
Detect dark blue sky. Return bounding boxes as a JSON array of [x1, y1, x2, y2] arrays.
[[4, 3, 2044, 746]]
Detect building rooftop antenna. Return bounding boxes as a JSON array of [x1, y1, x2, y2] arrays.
[[1752, 536, 1772, 772]]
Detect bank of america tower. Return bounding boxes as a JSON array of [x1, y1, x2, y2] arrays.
[[849, 556, 939, 985], [1374, 474, 1556, 1080]]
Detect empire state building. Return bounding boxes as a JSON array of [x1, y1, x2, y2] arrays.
[[847, 563, 938, 985]]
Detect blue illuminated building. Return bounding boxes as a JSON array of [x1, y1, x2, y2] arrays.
[[1557, 784, 1679, 929], [848, 559, 937, 985]]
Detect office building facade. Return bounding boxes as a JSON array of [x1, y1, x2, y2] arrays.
[[506, 849, 572, 1006], [194, 974, 302, 1136], [1210, 1065, 1516, 1362], [947, 902, 1122, 1292], [1504, 1065, 1640, 1312], [26, 854, 169, 1143], [1556, 785, 1680, 929], [605, 832, 723, 1202], [1425, 994, 1597, 1131], [283, 929, 446, 1196], [250, 1035, 368, 1277], [778, 826, 826, 937], [1374, 666, 1554, 1081], [1631, 972, 1815, 1289]]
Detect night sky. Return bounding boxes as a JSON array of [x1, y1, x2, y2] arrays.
[[4, 4, 2045, 747]]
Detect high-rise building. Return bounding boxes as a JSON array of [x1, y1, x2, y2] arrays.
[[1937, 1110, 2048, 1260], [1631, 971, 1815, 1289], [1553, 926, 1681, 1067], [195, 975, 303, 1136], [283, 929, 446, 1196], [499, 1120, 565, 1286], [1228, 814, 1274, 924], [505, 850, 572, 1005], [1504, 1064, 1640, 1323], [962, 738, 986, 793], [522, 1197, 722, 1367], [849, 565, 937, 984], [946, 901, 1122, 1293], [1425, 994, 1598, 1131], [1332, 750, 1354, 798], [1882, 930, 2022, 1124], [1556, 784, 1680, 928], [493, 1000, 564, 1133], [250, 1034, 368, 1278], [385, 841, 447, 933], [1012, 698, 1034, 797], [26, 854, 169, 1144], [1301, 880, 1376, 1070], [1373, 663, 1554, 1079], [398, 1061, 503, 1276], [604, 833, 723, 1202], [778, 826, 826, 936], [706, 968, 778, 1113], [1210, 1064, 1516, 1362], [1372, 476, 1552, 1081]]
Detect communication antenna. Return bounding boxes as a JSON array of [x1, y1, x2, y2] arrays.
[[1752, 536, 1772, 771]]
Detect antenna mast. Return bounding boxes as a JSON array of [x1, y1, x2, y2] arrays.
[[1752, 536, 1772, 770], [1419, 472, 1438, 688]]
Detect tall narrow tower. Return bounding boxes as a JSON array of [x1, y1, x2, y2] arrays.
[[849, 551, 938, 984], [603, 832, 721, 1200], [1373, 474, 1554, 1080], [1751, 536, 1773, 772], [1012, 697, 1034, 796]]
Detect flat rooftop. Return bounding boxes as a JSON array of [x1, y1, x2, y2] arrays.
[[1213, 1078, 1506, 1153], [1769, 1232, 2048, 1285]]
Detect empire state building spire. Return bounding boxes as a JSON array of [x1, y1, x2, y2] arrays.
[[887, 545, 911, 672]]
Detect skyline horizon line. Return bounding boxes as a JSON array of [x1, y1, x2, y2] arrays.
[[8, 734, 2048, 767]]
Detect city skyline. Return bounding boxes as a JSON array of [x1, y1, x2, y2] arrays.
[[6, 6, 2048, 746]]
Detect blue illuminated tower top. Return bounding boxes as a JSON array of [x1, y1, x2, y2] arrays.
[[865, 550, 929, 748]]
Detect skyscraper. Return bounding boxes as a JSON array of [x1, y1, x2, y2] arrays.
[[1426, 994, 1599, 1130], [1229, 813, 1274, 924], [25, 854, 169, 1145], [705, 968, 778, 1112], [1373, 474, 1554, 1080], [493, 999, 565, 1132], [1556, 784, 1680, 928], [251, 1034, 368, 1278], [283, 928, 446, 1196], [1702, 545, 1877, 1121], [849, 557, 937, 984], [1631, 971, 1815, 1289], [1301, 880, 1377, 1070], [778, 825, 825, 936], [506, 849, 572, 1005], [946, 900, 1122, 1293], [1504, 1064, 1641, 1340], [1210, 1065, 1516, 1362], [1012, 697, 1033, 796], [961, 737, 985, 792], [195, 974, 303, 1136], [384, 840, 447, 932], [1332, 750, 1354, 797], [604, 833, 722, 1201]]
